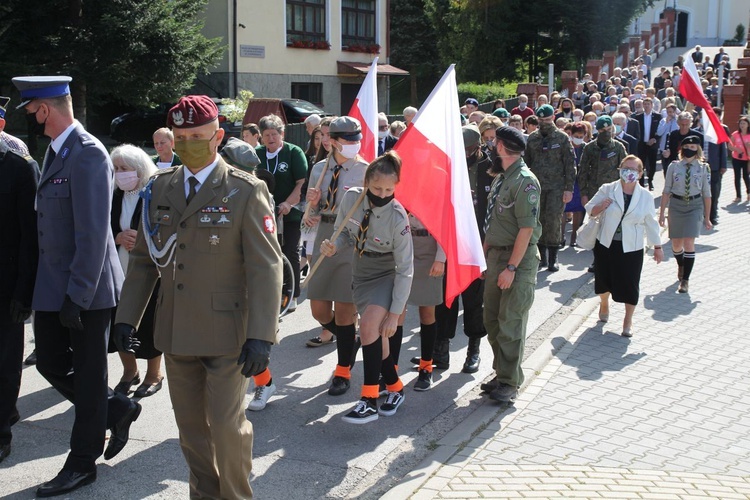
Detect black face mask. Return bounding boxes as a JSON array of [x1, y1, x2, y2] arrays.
[[540, 122, 555, 136], [597, 130, 612, 144], [28, 107, 47, 137], [366, 189, 394, 208], [562, 107, 572, 113], [682, 149, 698, 158]]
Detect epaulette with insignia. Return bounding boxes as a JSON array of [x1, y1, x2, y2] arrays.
[[79, 134, 95, 146], [229, 167, 259, 185], [152, 166, 178, 177]]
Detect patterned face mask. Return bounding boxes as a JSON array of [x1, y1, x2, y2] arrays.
[[619, 169, 639, 184]]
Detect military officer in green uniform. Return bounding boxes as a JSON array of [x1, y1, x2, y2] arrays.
[[577, 116, 627, 272], [523, 104, 574, 272], [113, 95, 283, 499], [482, 126, 542, 404]]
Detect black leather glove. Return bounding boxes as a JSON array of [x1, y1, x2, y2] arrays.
[[113, 323, 141, 354], [59, 295, 84, 330], [9, 299, 31, 324], [237, 339, 272, 377]]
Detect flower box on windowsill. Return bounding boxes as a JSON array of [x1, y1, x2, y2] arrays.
[[342, 44, 380, 54], [287, 40, 331, 50]]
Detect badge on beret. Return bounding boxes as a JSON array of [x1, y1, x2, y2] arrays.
[[171, 111, 185, 126], [263, 215, 275, 233]]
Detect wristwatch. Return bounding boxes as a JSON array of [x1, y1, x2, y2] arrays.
[[506, 264, 517, 272]]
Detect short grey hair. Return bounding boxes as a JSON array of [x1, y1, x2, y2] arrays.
[[611, 112, 627, 125], [678, 111, 693, 122], [153, 127, 173, 141], [110, 144, 157, 191], [304, 114, 321, 127], [259, 114, 285, 134], [403, 106, 418, 117]]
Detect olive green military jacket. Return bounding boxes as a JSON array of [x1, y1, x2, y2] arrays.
[[116, 159, 283, 356], [578, 139, 627, 200], [524, 129, 576, 192]]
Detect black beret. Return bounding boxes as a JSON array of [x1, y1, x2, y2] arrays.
[[495, 126, 526, 151], [681, 135, 701, 146]]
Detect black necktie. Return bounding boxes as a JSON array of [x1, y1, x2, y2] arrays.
[[186, 177, 200, 205], [325, 165, 342, 212], [43, 146, 56, 173], [356, 209, 372, 256]]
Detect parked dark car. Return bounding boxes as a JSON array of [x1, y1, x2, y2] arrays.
[[110, 99, 242, 146], [243, 98, 331, 126]]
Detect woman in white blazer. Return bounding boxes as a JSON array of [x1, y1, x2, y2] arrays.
[[585, 155, 664, 337]]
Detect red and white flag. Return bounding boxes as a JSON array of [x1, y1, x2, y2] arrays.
[[347, 57, 379, 162], [679, 56, 730, 144], [394, 65, 486, 307]]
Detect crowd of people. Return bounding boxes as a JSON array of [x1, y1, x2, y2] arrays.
[[0, 45, 746, 498]]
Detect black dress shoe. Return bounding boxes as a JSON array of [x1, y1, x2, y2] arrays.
[[23, 349, 37, 366], [480, 377, 499, 393], [0, 443, 10, 464], [36, 469, 97, 497], [489, 383, 518, 404], [113, 373, 141, 395], [103, 402, 142, 460], [133, 379, 163, 398]]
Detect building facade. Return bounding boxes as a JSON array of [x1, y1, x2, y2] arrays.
[[630, 0, 749, 48], [197, 0, 407, 115]]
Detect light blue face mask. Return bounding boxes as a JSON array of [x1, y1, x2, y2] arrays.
[[614, 124, 623, 134]]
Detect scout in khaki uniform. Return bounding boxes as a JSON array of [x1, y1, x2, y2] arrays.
[[321, 151, 414, 423], [482, 127, 542, 404], [305, 117, 368, 396], [523, 104, 575, 272], [113, 96, 283, 499]]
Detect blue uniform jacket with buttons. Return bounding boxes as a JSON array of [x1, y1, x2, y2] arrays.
[[34, 122, 123, 312]]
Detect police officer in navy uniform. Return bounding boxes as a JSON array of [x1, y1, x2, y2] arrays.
[[0, 97, 39, 465], [12, 76, 140, 497]]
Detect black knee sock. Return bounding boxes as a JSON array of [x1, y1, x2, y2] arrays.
[[321, 319, 337, 336], [381, 353, 399, 386], [682, 252, 695, 280], [362, 340, 382, 387], [388, 326, 404, 366], [420, 322, 437, 362], [335, 323, 356, 368], [674, 250, 684, 267]]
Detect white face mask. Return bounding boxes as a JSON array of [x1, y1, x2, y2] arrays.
[[266, 148, 280, 159], [571, 137, 584, 145], [378, 130, 388, 140], [519, 102, 527, 110], [573, 116, 582, 122], [338, 142, 361, 159], [115, 171, 139, 192]]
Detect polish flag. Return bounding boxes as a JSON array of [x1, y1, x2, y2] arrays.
[[347, 57, 379, 162], [679, 56, 730, 144], [394, 65, 486, 307]]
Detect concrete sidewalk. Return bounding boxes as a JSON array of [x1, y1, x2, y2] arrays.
[[384, 173, 750, 499]]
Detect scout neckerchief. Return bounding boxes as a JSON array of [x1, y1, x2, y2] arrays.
[[684, 162, 692, 201], [326, 163, 343, 212], [356, 208, 373, 256], [484, 174, 504, 233]]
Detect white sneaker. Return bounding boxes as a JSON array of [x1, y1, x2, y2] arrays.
[[247, 383, 276, 411], [288, 299, 297, 312]]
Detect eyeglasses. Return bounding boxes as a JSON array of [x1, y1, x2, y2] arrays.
[[378, 125, 389, 131]]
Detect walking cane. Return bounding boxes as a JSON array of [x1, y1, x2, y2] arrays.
[[302, 188, 368, 289]]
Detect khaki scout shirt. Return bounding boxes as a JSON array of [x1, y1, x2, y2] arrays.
[[333, 188, 414, 314], [663, 159, 712, 198], [578, 138, 627, 200], [524, 128, 576, 192], [484, 157, 542, 249], [308, 155, 368, 216], [116, 159, 283, 356]]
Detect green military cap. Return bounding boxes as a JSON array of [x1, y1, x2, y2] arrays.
[[462, 124, 481, 148], [330, 116, 362, 141], [221, 137, 260, 170], [536, 104, 555, 118], [495, 126, 527, 152], [595, 115, 613, 130], [492, 108, 510, 118]]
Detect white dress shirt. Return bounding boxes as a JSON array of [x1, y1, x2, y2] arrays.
[[183, 158, 219, 198]]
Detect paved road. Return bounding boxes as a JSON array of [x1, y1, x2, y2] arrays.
[[385, 163, 750, 498]]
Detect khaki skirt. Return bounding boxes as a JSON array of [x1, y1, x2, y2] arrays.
[[306, 219, 355, 303], [407, 233, 443, 307], [352, 252, 396, 314], [668, 197, 703, 239]]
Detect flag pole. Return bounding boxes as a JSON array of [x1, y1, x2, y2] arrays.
[[302, 155, 331, 221], [301, 189, 368, 289]]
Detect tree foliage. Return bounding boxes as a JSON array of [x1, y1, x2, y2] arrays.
[[0, 0, 224, 113], [421, 0, 653, 84]]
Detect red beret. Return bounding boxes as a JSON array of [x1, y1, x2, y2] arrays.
[[168, 95, 218, 128]]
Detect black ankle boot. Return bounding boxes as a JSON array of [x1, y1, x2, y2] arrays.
[[433, 339, 450, 370], [547, 247, 560, 272], [538, 244, 548, 269], [462, 338, 481, 373]]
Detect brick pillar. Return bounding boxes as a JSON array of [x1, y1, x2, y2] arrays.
[[659, 19, 669, 52], [737, 59, 750, 104], [603, 51, 617, 75], [663, 9, 676, 48], [586, 59, 603, 80], [641, 31, 651, 51], [516, 83, 538, 106], [722, 86, 745, 132], [619, 42, 630, 66], [629, 36, 641, 66], [561, 71, 578, 97], [536, 84, 549, 99]]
